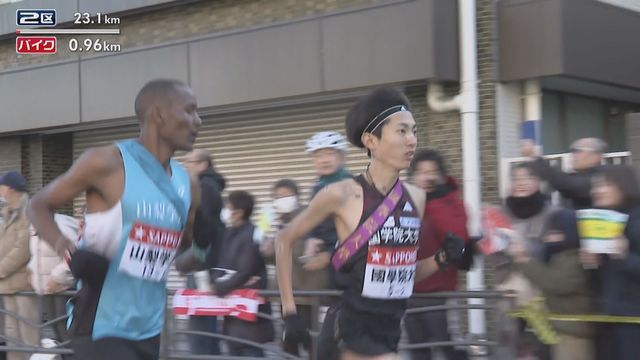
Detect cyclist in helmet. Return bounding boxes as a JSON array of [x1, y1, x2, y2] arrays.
[[302, 131, 353, 272]]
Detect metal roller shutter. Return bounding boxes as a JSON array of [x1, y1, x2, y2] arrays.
[[72, 85, 429, 289]]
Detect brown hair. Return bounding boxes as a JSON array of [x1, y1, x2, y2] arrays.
[[510, 162, 539, 179], [597, 165, 640, 210], [345, 87, 411, 149], [228, 190, 254, 220]]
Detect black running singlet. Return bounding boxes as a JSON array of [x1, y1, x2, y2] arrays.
[[334, 175, 421, 315]]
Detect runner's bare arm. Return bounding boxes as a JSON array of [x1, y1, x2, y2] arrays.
[[415, 257, 440, 282], [405, 183, 435, 281], [276, 182, 347, 314], [28, 146, 120, 258]]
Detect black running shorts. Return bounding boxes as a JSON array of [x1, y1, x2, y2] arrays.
[[318, 302, 403, 359], [71, 335, 160, 360]]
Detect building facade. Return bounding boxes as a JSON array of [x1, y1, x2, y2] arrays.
[[0, 0, 639, 213]]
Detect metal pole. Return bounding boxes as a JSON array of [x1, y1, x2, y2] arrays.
[[458, 0, 486, 337]]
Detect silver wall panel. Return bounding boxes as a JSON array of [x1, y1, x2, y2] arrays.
[[2, 0, 458, 132], [190, 21, 323, 108], [499, 0, 640, 89], [563, 0, 640, 89], [0, 63, 80, 132], [323, 0, 437, 90], [498, 0, 564, 80], [80, 44, 189, 122]]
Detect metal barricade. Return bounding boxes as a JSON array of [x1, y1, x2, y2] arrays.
[[0, 291, 75, 358], [162, 289, 514, 360], [0, 290, 517, 359]]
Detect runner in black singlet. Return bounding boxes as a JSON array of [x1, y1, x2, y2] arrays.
[[330, 174, 421, 356], [275, 87, 466, 360]]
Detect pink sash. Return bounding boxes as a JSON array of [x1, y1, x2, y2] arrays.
[[331, 180, 404, 271]]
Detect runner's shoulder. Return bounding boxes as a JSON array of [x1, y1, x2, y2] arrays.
[[75, 144, 122, 175], [316, 178, 358, 205]]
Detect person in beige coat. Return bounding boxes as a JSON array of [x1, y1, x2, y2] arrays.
[[28, 214, 78, 295], [0, 171, 39, 360], [509, 208, 595, 360], [28, 213, 79, 344]]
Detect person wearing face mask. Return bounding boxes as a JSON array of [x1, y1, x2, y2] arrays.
[[490, 163, 557, 359], [579, 165, 640, 360], [260, 179, 303, 260], [211, 191, 274, 357], [509, 209, 595, 360], [269, 179, 329, 358]]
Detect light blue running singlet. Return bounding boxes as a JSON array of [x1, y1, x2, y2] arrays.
[[72, 140, 191, 341]]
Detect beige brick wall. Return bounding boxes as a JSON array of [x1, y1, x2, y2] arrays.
[[407, 0, 500, 204], [0, 0, 389, 70], [419, 84, 464, 182], [0, 137, 22, 176], [477, 0, 499, 204], [19, 134, 73, 211], [21, 135, 43, 195], [404, 86, 463, 182], [42, 134, 73, 186], [43, 134, 74, 214]]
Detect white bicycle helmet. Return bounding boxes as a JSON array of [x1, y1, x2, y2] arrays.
[[305, 131, 348, 153]]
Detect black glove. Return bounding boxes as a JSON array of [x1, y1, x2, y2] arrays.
[[283, 313, 311, 350], [69, 249, 110, 288], [458, 236, 481, 271], [67, 250, 109, 338], [435, 232, 466, 270]]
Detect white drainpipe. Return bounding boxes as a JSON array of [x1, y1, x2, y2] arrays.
[[427, 0, 485, 337], [426, 82, 460, 112]]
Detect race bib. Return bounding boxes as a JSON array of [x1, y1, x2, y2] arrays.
[[118, 222, 182, 282], [362, 245, 417, 299]]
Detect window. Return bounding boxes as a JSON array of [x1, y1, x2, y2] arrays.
[[541, 91, 637, 154]]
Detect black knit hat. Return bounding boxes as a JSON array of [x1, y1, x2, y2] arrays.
[[0, 171, 27, 192], [345, 87, 411, 148]]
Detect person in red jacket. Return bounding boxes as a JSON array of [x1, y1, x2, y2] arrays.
[[406, 149, 469, 360]]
